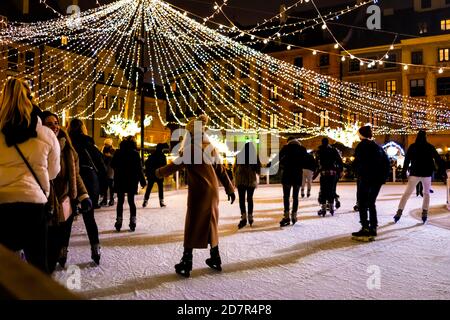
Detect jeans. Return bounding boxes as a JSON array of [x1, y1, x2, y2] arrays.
[[399, 176, 432, 211], [237, 186, 255, 215], [0, 203, 48, 274], [283, 184, 300, 214], [358, 180, 382, 229], [101, 178, 114, 203], [144, 179, 164, 201], [117, 192, 136, 220], [301, 169, 314, 195]]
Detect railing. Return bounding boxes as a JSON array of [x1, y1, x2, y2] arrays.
[[0, 245, 80, 300]]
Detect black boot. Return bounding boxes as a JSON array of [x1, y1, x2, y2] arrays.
[[91, 244, 101, 265], [175, 249, 193, 278], [280, 212, 290, 227], [248, 214, 254, 227], [114, 217, 122, 232], [422, 210, 428, 224], [160, 199, 166, 208], [238, 213, 247, 229], [58, 247, 68, 268], [205, 246, 222, 271], [129, 216, 136, 232]]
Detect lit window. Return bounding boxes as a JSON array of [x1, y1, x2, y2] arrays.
[[441, 19, 450, 30], [294, 82, 303, 99], [293, 112, 303, 127], [241, 116, 250, 129], [101, 95, 108, 109], [269, 85, 279, 100], [318, 81, 329, 97], [269, 113, 278, 128], [386, 80, 397, 96], [320, 110, 329, 127], [438, 48, 450, 62]]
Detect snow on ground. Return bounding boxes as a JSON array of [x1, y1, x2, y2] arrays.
[[53, 183, 450, 300]]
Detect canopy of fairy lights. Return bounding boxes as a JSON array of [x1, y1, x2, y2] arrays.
[[0, 0, 449, 140]]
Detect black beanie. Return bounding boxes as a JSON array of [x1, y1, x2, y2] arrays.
[[358, 125, 372, 139]]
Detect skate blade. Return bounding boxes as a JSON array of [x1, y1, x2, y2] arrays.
[[352, 236, 375, 242]]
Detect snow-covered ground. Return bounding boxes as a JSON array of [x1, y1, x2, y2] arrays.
[[53, 183, 450, 300]]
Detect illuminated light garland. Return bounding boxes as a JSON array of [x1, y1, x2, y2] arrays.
[[103, 114, 153, 138], [323, 123, 360, 148]]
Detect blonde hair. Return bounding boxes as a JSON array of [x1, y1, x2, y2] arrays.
[[0, 78, 33, 130]]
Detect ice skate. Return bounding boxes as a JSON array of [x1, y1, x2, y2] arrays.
[[58, 247, 68, 268], [248, 214, 254, 227], [160, 199, 166, 208], [280, 212, 290, 227], [114, 217, 122, 232], [175, 251, 193, 278], [129, 216, 136, 232], [318, 204, 327, 217], [351, 227, 374, 242], [205, 246, 222, 272], [393, 209, 403, 223], [291, 212, 298, 225], [91, 244, 101, 265], [142, 199, 148, 208], [335, 198, 341, 209], [238, 213, 247, 229], [329, 203, 335, 216], [422, 210, 428, 224], [108, 199, 115, 206]]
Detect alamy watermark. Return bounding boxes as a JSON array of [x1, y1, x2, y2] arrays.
[[366, 2, 381, 30], [66, 5, 82, 30], [366, 265, 381, 290]]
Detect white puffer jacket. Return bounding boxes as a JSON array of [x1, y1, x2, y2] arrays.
[[0, 119, 60, 204]]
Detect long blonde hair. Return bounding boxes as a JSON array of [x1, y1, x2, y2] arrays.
[[0, 78, 33, 130]]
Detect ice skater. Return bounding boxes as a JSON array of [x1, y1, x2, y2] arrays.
[[351, 125, 390, 241], [156, 115, 235, 278], [301, 151, 315, 198], [394, 130, 446, 224]]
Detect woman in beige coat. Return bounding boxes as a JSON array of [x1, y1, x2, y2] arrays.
[[156, 115, 235, 278]]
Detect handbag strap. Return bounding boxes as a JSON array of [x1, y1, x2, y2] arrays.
[[14, 144, 48, 200], [83, 148, 98, 174]]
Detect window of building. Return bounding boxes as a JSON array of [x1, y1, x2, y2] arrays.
[[294, 82, 303, 99], [319, 81, 330, 97], [8, 47, 18, 70], [410, 79, 426, 97], [294, 56, 303, 68], [101, 95, 108, 109], [240, 85, 250, 103], [269, 113, 278, 128], [369, 112, 378, 127], [421, 0, 431, 9], [63, 58, 70, 71], [225, 63, 235, 79], [64, 85, 70, 97], [241, 116, 250, 129], [228, 116, 235, 127], [118, 97, 125, 111], [367, 81, 377, 97], [350, 83, 360, 97], [100, 123, 108, 138], [348, 113, 359, 125], [386, 80, 397, 96], [224, 86, 235, 101], [441, 19, 450, 30], [46, 82, 54, 95], [293, 112, 303, 127], [385, 54, 397, 68], [241, 62, 250, 78], [349, 59, 360, 72], [320, 110, 329, 127], [437, 77, 450, 95], [438, 48, 450, 62], [319, 54, 330, 67], [418, 22, 428, 34], [25, 51, 34, 73], [411, 51, 423, 65], [111, 97, 120, 111], [212, 65, 221, 81], [269, 85, 279, 100], [212, 90, 221, 105]]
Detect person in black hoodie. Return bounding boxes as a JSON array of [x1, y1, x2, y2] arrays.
[[351, 125, 390, 240], [143, 143, 167, 208], [67, 119, 105, 265], [279, 137, 307, 227], [394, 130, 446, 224], [111, 136, 146, 232], [314, 138, 343, 217], [301, 152, 316, 198]]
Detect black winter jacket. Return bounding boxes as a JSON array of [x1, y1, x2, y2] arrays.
[[279, 140, 307, 185], [403, 142, 443, 178], [353, 139, 390, 184], [144, 151, 167, 181], [316, 145, 343, 173]]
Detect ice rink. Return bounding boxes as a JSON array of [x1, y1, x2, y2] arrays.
[[53, 183, 450, 300]]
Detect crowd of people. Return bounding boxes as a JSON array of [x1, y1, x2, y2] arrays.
[[0, 77, 447, 278]]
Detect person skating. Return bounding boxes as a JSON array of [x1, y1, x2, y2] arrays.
[[351, 125, 390, 241], [233, 142, 261, 229], [155, 115, 235, 278], [143, 143, 167, 208], [279, 137, 307, 227], [314, 138, 343, 217], [111, 136, 146, 232], [394, 130, 446, 224], [41, 111, 92, 271], [301, 151, 316, 198], [100, 139, 115, 206], [68, 119, 105, 264]]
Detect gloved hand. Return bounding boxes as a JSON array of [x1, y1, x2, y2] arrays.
[[227, 193, 236, 204], [80, 198, 93, 212]]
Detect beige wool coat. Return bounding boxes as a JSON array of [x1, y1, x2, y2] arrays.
[[156, 141, 234, 249]]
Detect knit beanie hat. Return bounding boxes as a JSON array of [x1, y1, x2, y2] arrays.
[[358, 125, 373, 139]]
